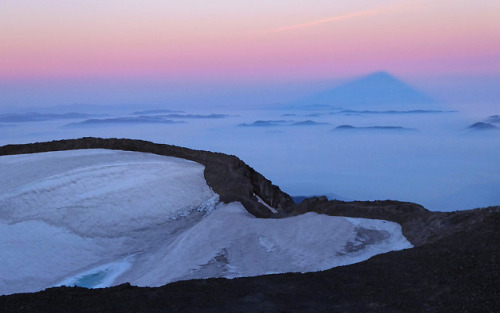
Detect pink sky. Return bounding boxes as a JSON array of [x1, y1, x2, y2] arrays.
[[2, 0, 500, 81]]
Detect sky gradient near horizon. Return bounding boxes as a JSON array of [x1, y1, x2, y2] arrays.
[[1, 1, 500, 211], [2, 0, 500, 82]]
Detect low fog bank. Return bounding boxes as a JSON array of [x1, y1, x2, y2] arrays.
[[1, 74, 499, 212]]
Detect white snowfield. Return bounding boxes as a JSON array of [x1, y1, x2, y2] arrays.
[[0, 149, 412, 295]]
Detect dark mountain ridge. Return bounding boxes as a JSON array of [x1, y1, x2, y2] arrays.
[[0, 137, 294, 218], [0, 138, 498, 312]]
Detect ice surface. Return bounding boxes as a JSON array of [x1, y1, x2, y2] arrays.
[[0, 149, 214, 236], [0, 150, 412, 295], [55, 257, 134, 289], [130, 203, 412, 286], [0, 150, 216, 294]]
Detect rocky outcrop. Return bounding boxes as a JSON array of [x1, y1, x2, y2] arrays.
[[0, 137, 295, 217], [294, 196, 500, 247]]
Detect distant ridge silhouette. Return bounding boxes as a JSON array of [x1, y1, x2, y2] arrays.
[[295, 71, 436, 109]]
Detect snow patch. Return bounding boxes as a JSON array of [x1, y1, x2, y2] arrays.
[[0, 149, 413, 295], [254, 193, 278, 214], [130, 202, 412, 286], [258, 235, 277, 253], [0, 150, 216, 294], [0, 149, 215, 237]]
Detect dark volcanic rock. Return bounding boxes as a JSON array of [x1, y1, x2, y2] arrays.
[[294, 196, 495, 247], [0, 137, 295, 217], [1, 207, 498, 313], [1, 138, 499, 312]]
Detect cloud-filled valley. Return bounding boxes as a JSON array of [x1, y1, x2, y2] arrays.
[[1, 72, 499, 212]]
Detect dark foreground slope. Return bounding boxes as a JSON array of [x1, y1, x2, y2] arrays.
[[1, 138, 499, 312], [1, 206, 498, 313]]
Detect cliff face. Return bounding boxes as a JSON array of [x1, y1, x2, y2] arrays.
[[0, 137, 295, 218]]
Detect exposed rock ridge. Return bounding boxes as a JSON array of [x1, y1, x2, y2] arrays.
[[295, 196, 500, 246], [1, 138, 494, 247], [1, 138, 499, 311], [0, 137, 295, 217]]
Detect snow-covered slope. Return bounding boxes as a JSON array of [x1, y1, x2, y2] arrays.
[[0, 150, 412, 295]]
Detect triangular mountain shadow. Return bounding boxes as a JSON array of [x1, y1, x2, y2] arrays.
[[293, 71, 436, 109]]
